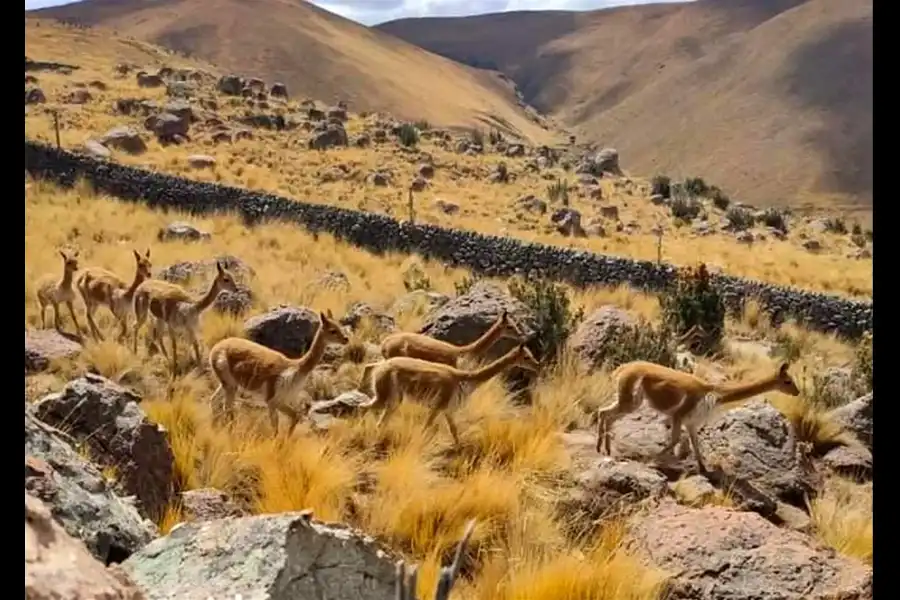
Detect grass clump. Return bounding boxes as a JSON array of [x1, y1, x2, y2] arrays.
[[508, 275, 584, 364], [397, 123, 420, 148], [660, 263, 725, 356]]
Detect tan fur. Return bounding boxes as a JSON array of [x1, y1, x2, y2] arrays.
[[132, 260, 238, 366], [596, 360, 801, 473], [363, 342, 541, 446], [77, 248, 152, 342], [36, 250, 83, 335], [361, 310, 525, 392], [208, 310, 349, 436]]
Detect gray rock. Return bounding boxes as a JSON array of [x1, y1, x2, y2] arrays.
[[83, 139, 112, 159], [340, 302, 395, 334], [186, 154, 216, 169], [99, 126, 147, 155], [624, 500, 872, 600], [25, 410, 156, 564], [121, 513, 398, 600], [568, 306, 637, 368], [25, 329, 82, 373], [244, 305, 320, 358], [33, 373, 177, 520], [390, 290, 450, 317], [827, 392, 873, 450], [157, 221, 211, 243], [217, 74, 244, 96], [179, 488, 246, 523], [821, 444, 872, 482]]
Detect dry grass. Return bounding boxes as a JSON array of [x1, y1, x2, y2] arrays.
[[810, 477, 873, 564], [25, 20, 872, 300], [378, 1, 873, 217]]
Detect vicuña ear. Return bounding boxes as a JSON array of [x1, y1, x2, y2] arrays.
[[59, 250, 67, 260], [216, 260, 224, 274], [779, 362, 790, 375], [325, 309, 334, 319], [145, 248, 151, 258], [133, 249, 141, 261], [72, 250, 79, 258]]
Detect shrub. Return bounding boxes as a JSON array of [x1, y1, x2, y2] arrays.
[[454, 273, 482, 297], [669, 194, 703, 222], [823, 217, 848, 234], [397, 123, 419, 148], [650, 175, 671, 199], [469, 128, 485, 146], [759, 208, 788, 233], [709, 186, 731, 210], [402, 261, 431, 292], [852, 331, 873, 393], [508, 275, 584, 364], [682, 176, 709, 197], [488, 128, 504, 145], [725, 207, 754, 231], [660, 263, 726, 356], [546, 179, 569, 205], [851, 223, 862, 236], [591, 320, 678, 371]]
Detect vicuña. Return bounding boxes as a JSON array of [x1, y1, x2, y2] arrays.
[[77, 248, 153, 342], [207, 310, 349, 436], [36, 249, 83, 336], [132, 260, 238, 367], [596, 360, 801, 474], [362, 341, 541, 447]]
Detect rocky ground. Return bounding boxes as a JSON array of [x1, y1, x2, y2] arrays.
[[25, 21, 872, 299], [25, 176, 873, 599]]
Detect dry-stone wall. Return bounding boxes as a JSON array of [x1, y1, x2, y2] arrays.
[[25, 140, 873, 338]]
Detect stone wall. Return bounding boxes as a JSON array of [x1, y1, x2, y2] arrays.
[[24, 141, 873, 338]]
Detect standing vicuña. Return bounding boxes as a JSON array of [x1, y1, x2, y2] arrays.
[[207, 310, 349, 435], [132, 260, 238, 366], [77, 248, 153, 342], [596, 360, 801, 474], [36, 250, 83, 335], [363, 341, 541, 447]]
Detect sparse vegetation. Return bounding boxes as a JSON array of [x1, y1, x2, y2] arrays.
[[725, 207, 754, 232], [546, 179, 569, 205], [650, 175, 671, 199], [758, 208, 788, 233], [398, 123, 420, 148], [508, 275, 584, 363], [660, 263, 725, 356]]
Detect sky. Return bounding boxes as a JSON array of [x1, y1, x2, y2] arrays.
[[24, 0, 690, 26]]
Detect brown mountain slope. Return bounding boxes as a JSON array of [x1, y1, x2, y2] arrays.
[[27, 0, 553, 143], [378, 0, 873, 215]]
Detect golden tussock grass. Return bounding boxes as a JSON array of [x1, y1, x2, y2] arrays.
[[25, 20, 872, 300], [809, 477, 873, 565]]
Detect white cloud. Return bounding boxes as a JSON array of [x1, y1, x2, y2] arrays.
[[25, 0, 691, 26]]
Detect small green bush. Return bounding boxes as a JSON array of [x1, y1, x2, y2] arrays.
[[547, 179, 570, 205], [669, 195, 703, 222], [508, 276, 584, 364], [469, 128, 485, 146], [758, 208, 788, 233], [488, 128, 504, 145], [454, 273, 482, 297], [402, 262, 431, 292], [660, 263, 726, 356], [852, 331, 873, 392], [397, 123, 419, 148], [650, 175, 672, 199], [726, 207, 755, 231], [823, 217, 848, 234], [851, 223, 862, 236], [590, 320, 678, 371], [709, 186, 731, 210], [682, 176, 709, 197]]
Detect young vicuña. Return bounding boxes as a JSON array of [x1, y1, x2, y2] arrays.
[[36, 249, 83, 335], [77, 248, 153, 342], [207, 310, 349, 435], [362, 340, 541, 447], [132, 260, 238, 366], [596, 360, 801, 473]]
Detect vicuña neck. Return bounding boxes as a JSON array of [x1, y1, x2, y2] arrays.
[[192, 281, 221, 313], [61, 269, 74, 288], [714, 373, 780, 405], [460, 319, 505, 355], [291, 324, 329, 373], [458, 350, 518, 383], [123, 272, 147, 302]]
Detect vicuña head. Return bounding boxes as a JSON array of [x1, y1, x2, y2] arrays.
[[504, 339, 541, 373], [132, 248, 153, 281], [771, 361, 801, 396], [317, 309, 350, 345], [59, 249, 80, 274]]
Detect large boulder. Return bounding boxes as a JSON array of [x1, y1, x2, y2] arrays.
[[26, 492, 147, 600], [25, 409, 156, 564], [244, 305, 320, 358], [33, 374, 177, 520], [418, 282, 536, 359], [567, 306, 637, 368], [121, 512, 398, 600], [827, 392, 873, 450], [624, 500, 872, 600]]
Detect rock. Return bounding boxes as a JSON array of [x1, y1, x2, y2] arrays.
[[561, 457, 668, 529], [390, 290, 450, 317], [309, 390, 372, 421], [83, 138, 112, 159], [244, 305, 320, 358], [821, 444, 872, 482], [624, 500, 872, 600], [213, 286, 255, 317], [410, 175, 428, 192], [697, 399, 817, 507], [827, 392, 873, 450], [270, 82, 289, 98], [516, 194, 547, 214], [598, 204, 619, 219], [803, 239, 823, 252], [327, 106, 348, 121], [418, 163, 435, 178], [186, 154, 216, 169], [157, 221, 212, 243], [340, 302, 395, 334], [568, 306, 637, 368], [308, 125, 348, 150], [33, 374, 177, 520], [25, 410, 156, 563], [179, 488, 246, 523], [505, 143, 525, 157], [25, 492, 147, 600], [419, 282, 536, 359], [63, 88, 93, 104], [671, 474, 718, 506], [434, 199, 459, 215], [368, 171, 391, 186], [146, 112, 189, 143], [217, 74, 244, 95], [121, 513, 398, 600], [136, 71, 164, 88], [25, 86, 47, 104], [552, 207, 586, 237], [25, 329, 82, 373], [157, 255, 254, 285], [99, 126, 147, 155]]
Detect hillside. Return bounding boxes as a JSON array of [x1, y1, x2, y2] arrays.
[[26, 0, 553, 142], [377, 0, 873, 216]]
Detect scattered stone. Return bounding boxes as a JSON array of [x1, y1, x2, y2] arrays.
[[179, 488, 246, 523], [217, 74, 244, 96], [827, 392, 873, 450], [568, 306, 636, 368], [340, 302, 395, 333], [25, 329, 82, 373], [270, 82, 289, 98], [186, 154, 216, 169], [63, 88, 93, 104], [25, 86, 46, 104], [83, 139, 112, 159], [434, 199, 459, 215], [821, 444, 873, 482], [99, 126, 147, 155], [244, 305, 320, 358], [157, 222, 212, 243], [135, 71, 164, 88]]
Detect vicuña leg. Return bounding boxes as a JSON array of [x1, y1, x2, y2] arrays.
[[443, 412, 462, 448], [66, 301, 83, 335], [372, 374, 398, 428], [84, 300, 104, 341], [686, 424, 708, 474], [52, 301, 62, 331], [655, 415, 684, 462], [596, 403, 629, 455]]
